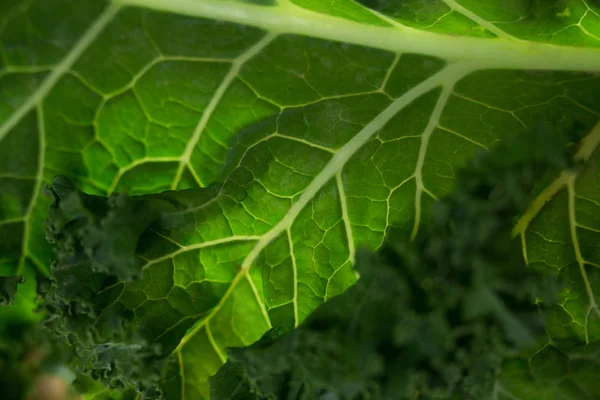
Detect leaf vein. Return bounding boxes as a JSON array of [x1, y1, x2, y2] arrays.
[[0, 3, 122, 142], [172, 32, 278, 189]]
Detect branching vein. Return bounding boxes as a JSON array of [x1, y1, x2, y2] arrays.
[[171, 32, 278, 189], [0, 3, 121, 143]]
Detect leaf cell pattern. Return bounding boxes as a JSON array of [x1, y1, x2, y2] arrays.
[[1, 0, 600, 398]]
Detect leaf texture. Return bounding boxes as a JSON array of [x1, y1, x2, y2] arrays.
[[1, 0, 600, 398]]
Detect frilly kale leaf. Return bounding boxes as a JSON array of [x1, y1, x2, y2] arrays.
[[40, 176, 186, 399], [44, 175, 172, 282], [209, 124, 573, 400], [0, 276, 24, 306]]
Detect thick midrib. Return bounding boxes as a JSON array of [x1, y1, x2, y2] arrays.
[[240, 62, 474, 271], [175, 61, 475, 371], [113, 0, 600, 72]]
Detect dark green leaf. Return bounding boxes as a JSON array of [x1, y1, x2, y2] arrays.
[[0, 276, 24, 306], [209, 124, 582, 400]]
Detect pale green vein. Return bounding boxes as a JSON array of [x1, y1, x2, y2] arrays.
[[567, 174, 600, 344], [385, 175, 414, 236], [105, 55, 233, 99], [437, 125, 488, 149], [325, 260, 350, 302], [274, 133, 336, 153], [566, 95, 600, 118], [575, 120, 600, 161], [176, 349, 185, 400], [249, 132, 328, 155], [411, 82, 456, 240], [184, 279, 232, 289], [336, 171, 355, 264], [244, 63, 473, 271], [585, 0, 600, 18], [2, 65, 55, 74], [286, 228, 299, 327], [0, 217, 25, 227], [206, 325, 225, 363], [362, 5, 406, 29], [513, 120, 600, 239], [16, 104, 46, 275], [113, 0, 600, 72], [0, 3, 122, 143], [172, 32, 278, 189], [379, 134, 422, 144], [246, 271, 271, 330], [108, 156, 182, 194], [290, 89, 388, 108], [513, 173, 570, 242], [176, 62, 475, 355], [440, 0, 518, 41], [142, 236, 261, 269], [423, 186, 440, 202], [381, 53, 401, 92], [153, 312, 208, 342], [577, 223, 600, 233], [528, 230, 568, 245], [22, 257, 45, 278], [148, 227, 185, 249], [578, 10, 600, 42], [576, 194, 600, 208], [451, 92, 524, 126], [176, 271, 247, 350], [186, 165, 204, 189]]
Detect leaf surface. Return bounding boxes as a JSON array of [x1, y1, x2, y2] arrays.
[[1, 0, 600, 398]]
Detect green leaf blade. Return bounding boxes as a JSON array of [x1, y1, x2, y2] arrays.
[[2, 0, 600, 398]]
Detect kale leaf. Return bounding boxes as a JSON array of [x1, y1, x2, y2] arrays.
[[209, 123, 573, 400], [40, 176, 188, 399]]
